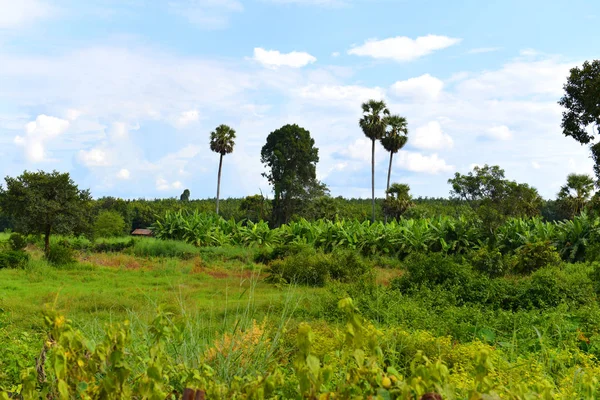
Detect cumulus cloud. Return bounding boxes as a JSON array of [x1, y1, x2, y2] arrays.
[[156, 177, 184, 191], [78, 148, 109, 167], [296, 84, 385, 106], [116, 168, 131, 180], [411, 121, 453, 150], [252, 47, 316, 69], [348, 35, 461, 62], [483, 125, 513, 141], [14, 114, 70, 162], [396, 151, 454, 174], [390, 74, 444, 101], [0, 0, 54, 29], [176, 110, 200, 127]]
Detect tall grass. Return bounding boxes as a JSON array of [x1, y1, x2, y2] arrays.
[[131, 237, 200, 259]]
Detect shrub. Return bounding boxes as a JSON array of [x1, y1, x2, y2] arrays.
[[470, 246, 512, 277], [512, 241, 561, 274], [46, 244, 76, 266], [266, 249, 372, 286], [0, 250, 30, 269], [8, 233, 27, 251], [254, 243, 310, 264], [391, 253, 475, 292], [131, 238, 198, 259], [93, 210, 126, 238]]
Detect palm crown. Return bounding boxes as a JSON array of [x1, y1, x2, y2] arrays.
[[359, 100, 390, 141], [210, 124, 236, 155], [381, 115, 408, 154]]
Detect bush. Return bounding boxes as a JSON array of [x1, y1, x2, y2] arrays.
[[0, 250, 30, 269], [254, 243, 311, 264], [266, 249, 372, 286], [46, 244, 76, 266], [93, 210, 126, 238], [512, 241, 561, 274], [93, 238, 135, 253], [391, 253, 475, 292], [8, 233, 27, 251], [470, 246, 512, 277]]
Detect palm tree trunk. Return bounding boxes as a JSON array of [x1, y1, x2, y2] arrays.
[[385, 151, 394, 224], [216, 153, 223, 215], [371, 139, 376, 224]]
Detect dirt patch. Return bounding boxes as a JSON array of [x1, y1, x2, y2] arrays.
[[79, 253, 145, 270]]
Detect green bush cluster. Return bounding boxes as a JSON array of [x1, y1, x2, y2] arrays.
[[266, 248, 372, 286], [45, 243, 76, 266], [93, 238, 135, 253], [0, 250, 30, 269], [7, 233, 26, 251]]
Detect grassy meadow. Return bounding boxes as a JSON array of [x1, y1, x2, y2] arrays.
[[2, 230, 600, 398]]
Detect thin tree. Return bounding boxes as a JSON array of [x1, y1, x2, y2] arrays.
[[359, 99, 389, 223], [381, 114, 408, 197], [210, 124, 236, 215]]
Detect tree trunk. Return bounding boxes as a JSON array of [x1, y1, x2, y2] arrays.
[[371, 139, 376, 224], [216, 154, 223, 215], [386, 151, 394, 197], [385, 151, 394, 224], [44, 226, 51, 256]]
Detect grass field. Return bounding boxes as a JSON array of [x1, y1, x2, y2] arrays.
[[2, 235, 600, 398]]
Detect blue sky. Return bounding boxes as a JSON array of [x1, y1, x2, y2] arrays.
[[0, 0, 599, 200]]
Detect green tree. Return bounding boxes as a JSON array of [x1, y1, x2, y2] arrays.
[[381, 114, 408, 200], [261, 124, 320, 226], [93, 210, 126, 237], [382, 183, 413, 221], [210, 124, 236, 215], [0, 170, 92, 254], [179, 189, 190, 202], [558, 60, 600, 179], [448, 165, 542, 233], [239, 194, 271, 222], [359, 99, 390, 223], [557, 173, 595, 218]]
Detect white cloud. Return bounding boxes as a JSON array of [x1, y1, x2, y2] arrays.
[[390, 74, 444, 101], [156, 177, 184, 191], [14, 114, 70, 162], [78, 148, 109, 166], [348, 35, 461, 62], [252, 47, 316, 69], [484, 125, 513, 141], [456, 59, 574, 99], [176, 110, 200, 127], [467, 47, 501, 54], [0, 0, 54, 29], [116, 168, 131, 180], [66, 109, 82, 121], [296, 84, 385, 107], [411, 121, 453, 150], [168, 0, 243, 29], [531, 161, 541, 169], [396, 151, 454, 174], [331, 51, 340, 57]]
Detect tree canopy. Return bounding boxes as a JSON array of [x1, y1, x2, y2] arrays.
[[261, 124, 321, 226], [557, 173, 595, 218], [0, 170, 92, 254], [210, 124, 236, 215], [559, 60, 600, 179]]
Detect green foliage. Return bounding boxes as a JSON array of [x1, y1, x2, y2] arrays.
[[469, 246, 511, 277], [46, 243, 76, 266], [0, 250, 30, 269], [93, 210, 126, 238], [557, 173, 596, 218], [512, 241, 561, 274], [559, 60, 600, 178], [261, 124, 321, 226], [131, 238, 198, 259], [179, 189, 190, 202], [266, 248, 372, 286], [8, 233, 26, 251], [382, 183, 413, 221], [0, 170, 92, 254], [93, 238, 135, 253]]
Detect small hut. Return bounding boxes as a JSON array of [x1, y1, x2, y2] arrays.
[[131, 228, 153, 237]]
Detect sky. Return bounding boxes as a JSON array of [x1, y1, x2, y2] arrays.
[[0, 0, 599, 200]]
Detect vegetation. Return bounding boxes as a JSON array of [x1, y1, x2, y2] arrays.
[[93, 210, 127, 238], [210, 124, 236, 215], [0, 170, 91, 255]]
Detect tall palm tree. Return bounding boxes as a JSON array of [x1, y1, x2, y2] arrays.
[[381, 114, 408, 197], [359, 99, 390, 223], [558, 173, 595, 216], [210, 124, 236, 215]]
